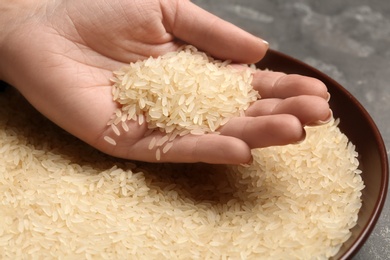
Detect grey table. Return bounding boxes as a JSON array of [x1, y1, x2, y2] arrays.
[[193, 0, 390, 259]]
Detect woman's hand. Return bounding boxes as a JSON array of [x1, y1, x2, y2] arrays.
[[0, 0, 330, 164]]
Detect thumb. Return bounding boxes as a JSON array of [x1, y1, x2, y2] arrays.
[[162, 0, 269, 63]]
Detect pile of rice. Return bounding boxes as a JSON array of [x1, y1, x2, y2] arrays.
[[0, 86, 364, 258], [107, 45, 259, 159]]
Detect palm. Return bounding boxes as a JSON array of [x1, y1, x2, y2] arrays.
[[4, 0, 330, 164], [9, 0, 178, 160]]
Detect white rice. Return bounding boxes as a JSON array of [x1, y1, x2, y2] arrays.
[[121, 121, 129, 132], [111, 124, 120, 136], [0, 87, 364, 259], [148, 137, 157, 150], [108, 45, 259, 160], [103, 136, 116, 146], [162, 142, 174, 154]]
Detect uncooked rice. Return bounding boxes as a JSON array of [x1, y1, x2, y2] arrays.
[[0, 87, 364, 259], [107, 45, 259, 159], [103, 136, 116, 146]]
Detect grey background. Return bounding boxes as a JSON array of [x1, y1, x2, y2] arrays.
[[193, 0, 390, 259]]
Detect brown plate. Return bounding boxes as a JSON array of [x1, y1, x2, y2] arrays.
[[256, 50, 388, 260]]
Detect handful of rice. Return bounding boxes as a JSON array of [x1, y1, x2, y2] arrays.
[[108, 45, 259, 158]]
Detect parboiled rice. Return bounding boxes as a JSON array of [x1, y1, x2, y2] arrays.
[[0, 86, 364, 259], [107, 45, 259, 160]]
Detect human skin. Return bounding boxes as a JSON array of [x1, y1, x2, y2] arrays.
[[0, 0, 330, 164]]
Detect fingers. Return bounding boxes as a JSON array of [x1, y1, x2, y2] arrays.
[[97, 93, 330, 164], [96, 113, 308, 165], [245, 95, 331, 125], [219, 114, 305, 148], [151, 113, 310, 163], [162, 0, 269, 63], [247, 71, 331, 126], [99, 126, 252, 164], [252, 70, 329, 99], [150, 134, 252, 164], [97, 99, 329, 164]]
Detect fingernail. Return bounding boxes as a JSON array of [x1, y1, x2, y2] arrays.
[[247, 155, 253, 164], [240, 155, 253, 167], [326, 92, 331, 102], [309, 109, 333, 126], [293, 129, 306, 145], [262, 39, 269, 48]]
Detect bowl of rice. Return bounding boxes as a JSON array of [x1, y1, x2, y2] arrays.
[[257, 50, 388, 259], [0, 48, 388, 259]]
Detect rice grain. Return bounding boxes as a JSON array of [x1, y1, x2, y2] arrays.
[[148, 137, 157, 150], [111, 124, 120, 136], [156, 148, 161, 161], [103, 136, 116, 146], [162, 142, 174, 154]]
